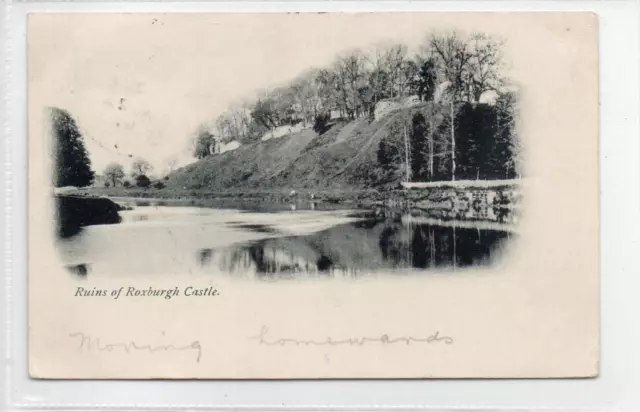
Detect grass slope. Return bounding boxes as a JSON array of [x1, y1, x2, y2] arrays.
[[167, 105, 430, 191]]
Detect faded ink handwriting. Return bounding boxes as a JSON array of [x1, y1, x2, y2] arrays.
[[69, 332, 202, 362], [249, 326, 453, 347]]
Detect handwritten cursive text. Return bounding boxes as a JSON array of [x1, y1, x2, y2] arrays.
[[249, 326, 453, 347], [68, 332, 202, 362]]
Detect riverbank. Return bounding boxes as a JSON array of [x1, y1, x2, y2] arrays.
[[71, 178, 522, 217], [70, 187, 409, 208], [55, 194, 123, 237]]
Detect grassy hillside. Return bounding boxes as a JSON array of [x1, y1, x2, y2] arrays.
[[167, 104, 432, 192]]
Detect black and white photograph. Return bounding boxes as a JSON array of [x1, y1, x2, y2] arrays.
[[48, 18, 521, 279], [28, 12, 599, 379]]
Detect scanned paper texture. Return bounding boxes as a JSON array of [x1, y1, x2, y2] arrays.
[[28, 12, 598, 379]]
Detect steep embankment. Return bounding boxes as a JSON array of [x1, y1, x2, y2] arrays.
[[167, 104, 431, 191]]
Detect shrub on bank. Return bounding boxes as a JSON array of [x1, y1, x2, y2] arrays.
[[313, 113, 331, 135], [135, 175, 151, 188]]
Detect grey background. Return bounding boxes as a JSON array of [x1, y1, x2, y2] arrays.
[[2, 0, 639, 410]]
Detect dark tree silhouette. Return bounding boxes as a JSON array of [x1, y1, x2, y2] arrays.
[[416, 59, 437, 102], [192, 127, 216, 159], [49, 107, 94, 187], [135, 174, 151, 188], [376, 139, 395, 171], [410, 112, 430, 181], [454, 102, 516, 180], [313, 113, 331, 135], [251, 99, 279, 129], [376, 135, 403, 184]]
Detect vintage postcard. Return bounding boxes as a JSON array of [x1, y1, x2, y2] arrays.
[[28, 12, 599, 379]]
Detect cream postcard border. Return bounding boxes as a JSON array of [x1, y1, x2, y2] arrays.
[[27, 11, 598, 380]]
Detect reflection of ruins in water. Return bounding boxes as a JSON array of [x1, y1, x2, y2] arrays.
[[198, 215, 515, 278]]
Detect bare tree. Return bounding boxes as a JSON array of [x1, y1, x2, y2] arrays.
[[427, 31, 473, 180], [364, 45, 392, 104], [334, 50, 368, 119], [315, 68, 339, 116], [228, 104, 251, 141], [215, 114, 233, 142], [290, 71, 320, 125], [131, 157, 153, 178], [271, 85, 297, 125], [164, 155, 178, 173], [103, 162, 125, 187], [329, 50, 373, 118], [427, 31, 472, 99], [382, 44, 408, 97], [466, 33, 506, 103]]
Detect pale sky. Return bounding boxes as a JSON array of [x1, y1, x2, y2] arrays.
[[28, 13, 535, 175]]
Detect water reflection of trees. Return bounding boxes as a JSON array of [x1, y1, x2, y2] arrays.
[[380, 223, 509, 269], [198, 218, 512, 277], [363, 199, 518, 227], [412, 202, 516, 224]]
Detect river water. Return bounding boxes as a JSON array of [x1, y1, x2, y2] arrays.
[[56, 198, 515, 279]]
